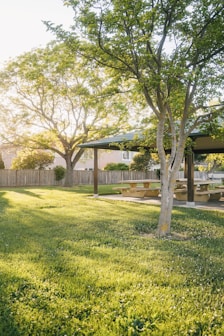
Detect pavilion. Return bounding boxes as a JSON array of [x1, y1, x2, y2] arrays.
[[79, 131, 224, 204]]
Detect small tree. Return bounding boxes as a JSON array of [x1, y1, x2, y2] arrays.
[[54, 166, 66, 181], [129, 152, 157, 172], [0, 153, 5, 169], [205, 154, 224, 172], [11, 149, 54, 170], [48, 0, 224, 236]]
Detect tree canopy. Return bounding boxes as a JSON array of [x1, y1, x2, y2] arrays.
[[0, 42, 132, 186], [46, 0, 224, 236], [205, 154, 224, 172]]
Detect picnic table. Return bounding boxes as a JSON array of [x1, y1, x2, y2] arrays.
[[113, 179, 161, 198], [174, 179, 224, 202], [113, 178, 224, 202]]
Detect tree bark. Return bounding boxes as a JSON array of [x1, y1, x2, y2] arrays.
[[156, 118, 186, 237], [64, 159, 74, 187], [157, 175, 176, 237], [63, 148, 85, 187]]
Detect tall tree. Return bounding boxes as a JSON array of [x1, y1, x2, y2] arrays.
[[46, 0, 224, 236], [0, 43, 131, 186]]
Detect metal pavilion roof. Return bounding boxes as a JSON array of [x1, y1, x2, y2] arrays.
[[80, 131, 224, 154]]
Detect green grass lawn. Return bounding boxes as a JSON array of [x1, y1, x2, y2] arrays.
[[0, 186, 223, 335]]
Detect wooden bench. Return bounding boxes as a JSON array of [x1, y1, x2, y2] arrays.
[[113, 187, 160, 198], [196, 189, 224, 201], [113, 187, 129, 192], [175, 188, 224, 202], [174, 188, 188, 201], [143, 187, 160, 197]]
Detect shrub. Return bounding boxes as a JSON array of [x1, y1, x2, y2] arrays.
[[54, 165, 66, 181], [11, 149, 54, 169], [104, 162, 129, 171], [129, 152, 159, 172], [0, 153, 5, 169]]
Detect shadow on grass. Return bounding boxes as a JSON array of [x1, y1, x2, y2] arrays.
[[0, 193, 21, 335], [0, 191, 10, 210], [13, 189, 43, 198], [0, 189, 223, 334], [0, 273, 26, 336]]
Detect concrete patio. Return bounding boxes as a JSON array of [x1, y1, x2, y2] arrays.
[[97, 194, 224, 212]]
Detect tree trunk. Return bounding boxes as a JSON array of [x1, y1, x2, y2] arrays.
[[157, 176, 176, 237], [64, 161, 73, 187], [155, 117, 186, 237], [63, 149, 85, 187]]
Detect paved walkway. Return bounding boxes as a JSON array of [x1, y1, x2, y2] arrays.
[[98, 194, 224, 212]]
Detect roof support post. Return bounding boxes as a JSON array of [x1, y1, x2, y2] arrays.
[[93, 148, 99, 197], [186, 150, 195, 206]]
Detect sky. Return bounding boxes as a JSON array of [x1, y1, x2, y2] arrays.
[[0, 0, 74, 66]]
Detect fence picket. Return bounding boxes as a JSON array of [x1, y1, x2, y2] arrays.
[[0, 169, 218, 187], [0, 170, 158, 187]]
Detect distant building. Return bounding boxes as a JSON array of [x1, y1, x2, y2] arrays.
[[0, 144, 136, 170], [0, 144, 18, 169], [49, 149, 136, 170]]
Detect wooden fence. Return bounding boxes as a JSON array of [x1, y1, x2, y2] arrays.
[[0, 170, 61, 187], [74, 170, 157, 185], [0, 169, 214, 188], [0, 169, 157, 187]]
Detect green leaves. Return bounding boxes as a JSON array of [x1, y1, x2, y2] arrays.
[[0, 42, 134, 185], [54, 0, 224, 124], [11, 149, 55, 170]]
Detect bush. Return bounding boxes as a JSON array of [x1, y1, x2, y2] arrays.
[[129, 152, 154, 172], [54, 166, 66, 181], [0, 153, 5, 169], [104, 163, 129, 171], [11, 149, 54, 169]]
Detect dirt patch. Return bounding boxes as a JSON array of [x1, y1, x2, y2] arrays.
[[165, 232, 191, 241], [141, 232, 191, 241]]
